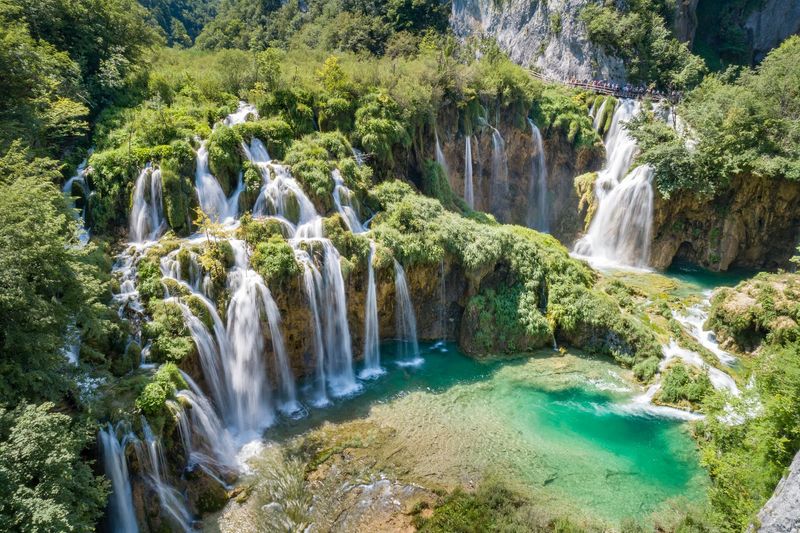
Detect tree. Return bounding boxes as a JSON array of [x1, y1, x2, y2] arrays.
[[0, 403, 108, 532]]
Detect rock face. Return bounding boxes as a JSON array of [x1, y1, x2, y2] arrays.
[[674, 0, 699, 44], [450, 0, 627, 83], [650, 174, 800, 271], [757, 450, 800, 532], [434, 110, 603, 245], [745, 0, 800, 62]]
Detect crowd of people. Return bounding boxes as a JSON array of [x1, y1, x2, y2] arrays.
[[565, 77, 683, 101]]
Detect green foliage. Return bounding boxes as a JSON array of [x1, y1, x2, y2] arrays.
[[421, 160, 461, 212], [0, 403, 108, 532], [532, 86, 601, 151], [135, 362, 188, 416], [322, 214, 371, 266], [658, 361, 713, 407], [251, 235, 301, 287], [143, 301, 196, 364], [234, 117, 293, 160], [160, 156, 196, 236], [354, 91, 411, 172], [0, 145, 109, 405], [207, 125, 243, 195], [284, 132, 359, 210], [580, 0, 707, 89], [239, 213, 287, 244]]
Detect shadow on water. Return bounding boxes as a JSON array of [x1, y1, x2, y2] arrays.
[[665, 259, 754, 292]]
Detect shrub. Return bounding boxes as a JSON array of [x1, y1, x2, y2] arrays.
[[207, 125, 243, 194], [251, 235, 301, 287]]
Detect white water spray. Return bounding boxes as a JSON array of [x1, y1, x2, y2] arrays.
[[527, 120, 549, 232]]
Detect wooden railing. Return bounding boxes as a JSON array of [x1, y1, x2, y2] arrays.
[[529, 69, 679, 103]]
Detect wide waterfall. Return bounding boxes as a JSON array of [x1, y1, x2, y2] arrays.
[[464, 136, 474, 209], [393, 260, 422, 366], [527, 120, 549, 232], [99, 423, 139, 533], [574, 99, 655, 268], [490, 127, 509, 220], [360, 242, 383, 378], [129, 166, 165, 243]]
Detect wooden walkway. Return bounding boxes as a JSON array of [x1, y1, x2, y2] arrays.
[[529, 70, 678, 103]]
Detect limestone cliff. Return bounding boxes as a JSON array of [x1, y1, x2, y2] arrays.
[[756, 448, 800, 531], [745, 0, 800, 62], [650, 175, 800, 271], [450, 0, 626, 83]]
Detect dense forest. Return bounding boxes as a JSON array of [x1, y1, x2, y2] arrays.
[[1, 0, 799, 531]]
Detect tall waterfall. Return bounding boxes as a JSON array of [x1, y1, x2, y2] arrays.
[[393, 260, 421, 366], [490, 128, 509, 220], [360, 242, 383, 378], [464, 136, 474, 209], [195, 142, 241, 223], [527, 120, 549, 232], [129, 166, 165, 243], [63, 159, 91, 245], [98, 423, 138, 533], [574, 99, 655, 268]]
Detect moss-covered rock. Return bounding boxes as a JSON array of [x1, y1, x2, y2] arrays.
[[143, 300, 196, 364], [574, 171, 598, 231], [207, 125, 242, 195], [160, 157, 196, 236], [251, 235, 302, 288]]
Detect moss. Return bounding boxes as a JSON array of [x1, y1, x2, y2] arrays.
[[143, 300, 196, 364], [574, 172, 598, 231], [421, 159, 461, 212], [322, 214, 371, 266], [137, 255, 164, 303], [656, 361, 713, 409], [160, 157, 196, 236], [251, 235, 302, 287], [207, 125, 243, 195], [198, 238, 235, 296], [135, 362, 188, 417], [633, 356, 660, 382], [238, 213, 287, 244], [233, 117, 293, 160]]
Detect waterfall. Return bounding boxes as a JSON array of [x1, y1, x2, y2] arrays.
[[574, 100, 655, 268], [490, 128, 509, 220], [352, 147, 365, 166], [332, 169, 366, 233], [135, 419, 194, 532], [673, 294, 738, 366], [224, 102, 258, 126], [360, 242, 383, 379], [592, 98, 609, 131], [661, 341, 740, 396], [129, 166, 165, 243], [195, 142, 241, 223], [63, 159, 91, 245], [527, 120, 549, 232], [172, 373, 238, 478], [434, 128, 450, 179], [98, 423, 138, 533], [299, 257, 329, 404], [393, 260, 422, 366], [464, 136, 474, 209]]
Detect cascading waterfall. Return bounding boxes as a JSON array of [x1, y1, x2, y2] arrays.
[[592, 98, 609, 131], [464, 136, 474, 209], [224, 102, 257, 126], [360, 242, 383, 379], [393, 260, 422, 366], [298, 256, 329, 405], [574, 99, 655, 268], [98, 423, 139, 533], [332, 169, 366, 233], [527, 120, 549, 232], [490, 127, 509, 220], [135, 420, 194, 532], [129, 166, 166, 243], [674, 295, 738, 366]]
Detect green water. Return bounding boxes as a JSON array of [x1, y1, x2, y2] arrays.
[[665, 259, 752, 292], [269, 343, 708, 525]]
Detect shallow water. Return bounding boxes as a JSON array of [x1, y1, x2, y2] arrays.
[[665, 259, 752, 292], [261, 343, 708, 525]]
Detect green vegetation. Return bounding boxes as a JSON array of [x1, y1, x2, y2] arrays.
[[580, 0, 706, 89], [251, 235, 302, 287], [657, 361, 713, 408], [135, 362, 187, 417], [630, 37, 800, 198]]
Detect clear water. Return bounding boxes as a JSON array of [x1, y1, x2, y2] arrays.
[[665, 259, 753, 292], [268, 342, 708, 524]]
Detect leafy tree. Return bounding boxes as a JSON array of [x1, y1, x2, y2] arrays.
[[0, 403, 108, 532]]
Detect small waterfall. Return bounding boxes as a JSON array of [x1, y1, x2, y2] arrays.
[[360, 242, 383, 379], [434, 128, 450, 179], [574, 100, 655, 268], [393, 260, 422, 366], [129, 166, 165, 243], [332, 169, 366, 233], [352, 147, 365, 166], [63, 159, 91, 245], [464, 136, 474, 209], [299, 257, 329, 404], [98, 423, 138, 533], [490, 128, 509, 220], [592, 98, 609, 131], [224, 102, 258, 126], [195, 142, 241, 223], [673, 295, 738, 366], [661, 341, 740, 396], [135, 419, 194, 532], [527, 120, 549, 232], [175, 372, 238, 475]]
